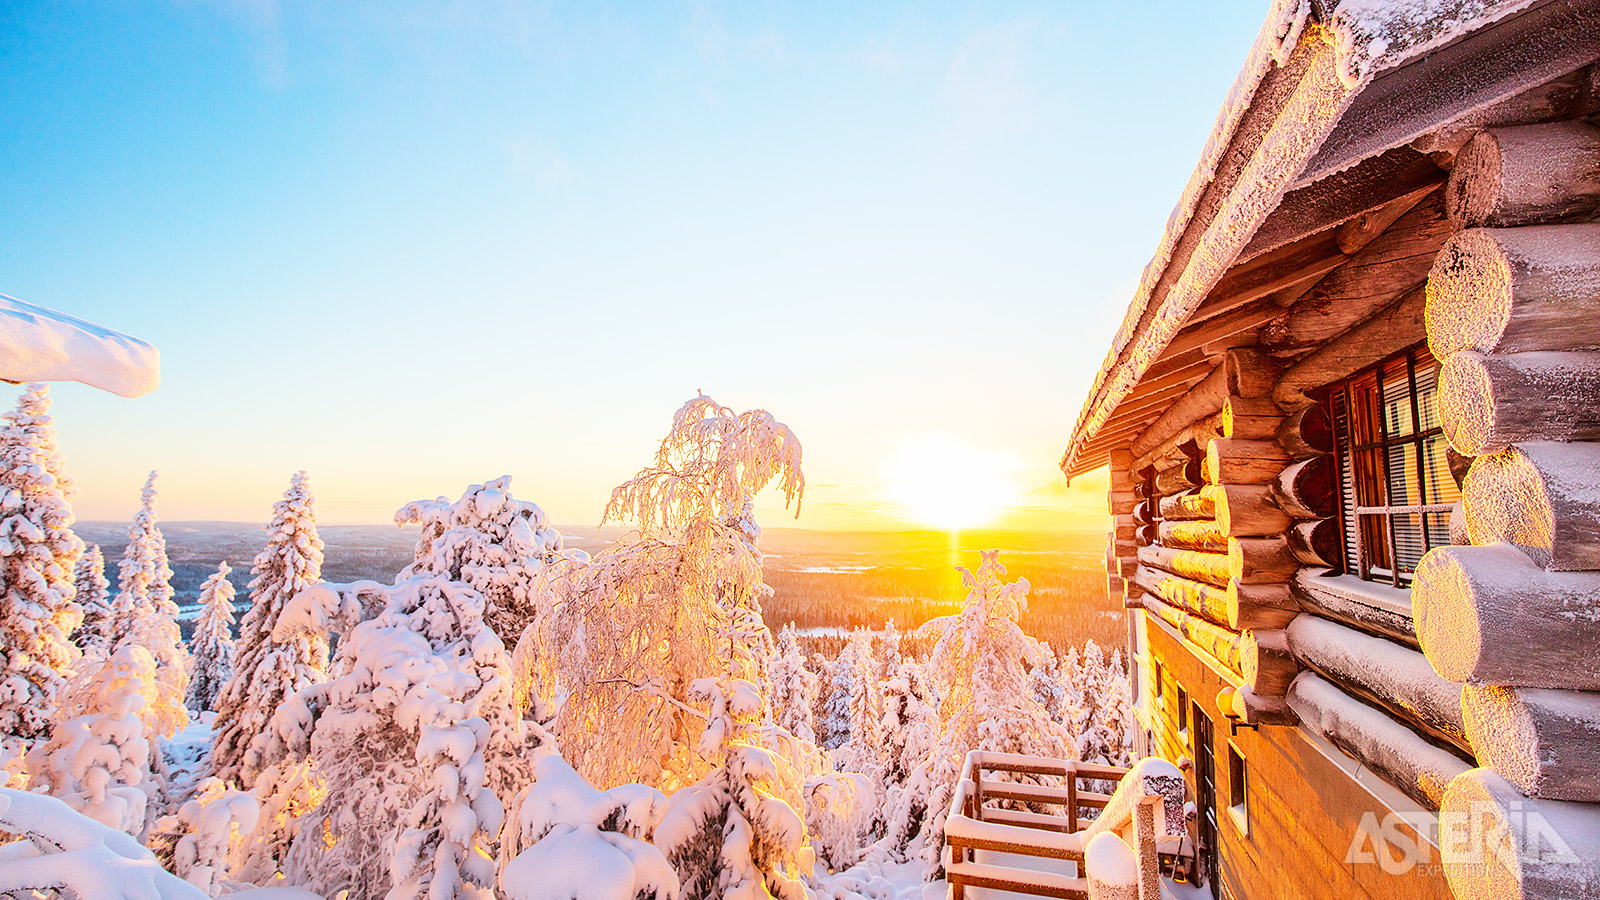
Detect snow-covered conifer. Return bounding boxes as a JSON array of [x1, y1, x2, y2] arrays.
[[281, 574, 541, 900], [832, 628, 884, 776], [655, 677, 811, 900], [895, 552, 1072, 872], [25, 645, 159, 837], [185, 562, 236, 714], [109, 472, 189, 745], [74, 544, 113, 657], [171, 777, 259, 897], [1084, 649, 1133, 768], [522, 394, 802, 791], [821, 638, 856, 752], [211, 471, 324, 788], [770, 624, 819, 743], [1030, 645, 1068, 723], [0, 382, 85, 745], [394, 475, 564, 641]]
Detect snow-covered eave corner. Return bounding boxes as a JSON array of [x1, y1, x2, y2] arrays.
[[0, 294, 161, 398], [1327, 0, 1543, 90], [1059, 0, 1537, 482]]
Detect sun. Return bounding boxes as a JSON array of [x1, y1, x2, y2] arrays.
[[884, 436, 1022, 531]]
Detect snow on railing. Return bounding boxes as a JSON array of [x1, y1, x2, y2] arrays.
[[940, 752, 1194, 900]]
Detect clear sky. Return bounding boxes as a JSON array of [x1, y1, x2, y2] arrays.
[[2, 1, 1264, 531]]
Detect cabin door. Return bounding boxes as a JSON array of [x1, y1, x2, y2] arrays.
[[1193, 700, 1221, 899]]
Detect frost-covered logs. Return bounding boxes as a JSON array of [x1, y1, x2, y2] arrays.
[[211, 471, 324, 788], [395, 475, 564, 641], [186, 562, 237, 714], [0, 382, 85, 744]]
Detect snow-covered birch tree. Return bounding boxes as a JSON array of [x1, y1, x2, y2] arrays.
[[211, 471, 324, 788], [185, 562, 236, 714], [521, 393, 803, 792], [0, 383, 85, 746]]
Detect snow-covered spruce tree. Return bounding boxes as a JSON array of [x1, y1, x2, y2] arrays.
[[25, 645, 159, 837], [281, 574, 542, 900], [211, 471, 324, 788], [110, 471, 189, 744], [877, 655, 937, 790], [832, 627, 884, 776], [820, 638, 856, 752], [899, 552, 1072, 872], [0, 382, 85, 747], [171, 776, 259, 897], [395, 475, 564, 642], [74, 544, 114, 657], [521, 393, 803, 792], [1029, 644, 1068, 724], [770, 624, 818, 744], [808, 652, 836, 748], [1073, 640, 1109, 763], [185, 562, 236, 714], [655, 676, 811, 900], [1084, 649, 1133, 768]]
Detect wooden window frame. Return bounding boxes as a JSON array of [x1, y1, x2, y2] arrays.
[[1322, 344, 1457, 587]]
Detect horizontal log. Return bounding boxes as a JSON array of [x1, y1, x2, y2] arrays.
[[1413, 543, 1600, 689], [1463, 442, 1600, 571], [1273, 284, 1427, 407], [1286, 614, 1469, 754], [1128, 350, 1277, 461], [1154, 458, 1202, 495], [1220, 685, 1297, 727], [1439, 350, 1600, 455], [1130, 414, 1223, 475], [1288, 672, 1471, 810], [1275, 404, 1334, 459], [1227, 582, 1298, 631], [1139, 594, 1242, 677], [1211, 484, 1292, 538], [1462, 684, 1600, 802], [1444, 120, 1600, 228], [1220, 396, 1283, 441], [1260, 192, 1452, 357], [1155, 519, 1228, 553], [1204, 438, 1289, 486], [1107, 490, 1137, 515], [1242, 629, 1297, 697], [1132, 565, 1230, 627], [1157, 490, 1212, 521], [1228, 537, 1299, 584], [1137, 545, 1230, 590], [1285, 518, 1340, 568], [1427, 224, 1600, 357], [1292, 569, 1417, 648], [1440, 769, 1600, 900], [1132, 500, 1155, 526], [1272, 455, 1336, 519], [1336, 182, 1439, 256]]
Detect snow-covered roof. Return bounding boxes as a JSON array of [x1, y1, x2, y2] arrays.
[[1060, 0, 1544, 479], [0, 294, 160, 398]]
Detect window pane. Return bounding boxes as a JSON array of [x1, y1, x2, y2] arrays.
[[1393, 512, 1426, 576], [1356, 447, 1387, 506], [1421, 434, 1459, 505], [1383, 368, 1415, 438], [1424, 511, 1452, 552], [1358, 513, 1392, 573], [1387, 442, 1421, 506], [1415, 362, 1441, 433]]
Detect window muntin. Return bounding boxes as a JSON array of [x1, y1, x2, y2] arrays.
[[1326, 347, 1459, 587]]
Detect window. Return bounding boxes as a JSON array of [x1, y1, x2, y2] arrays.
[[1177, 687, 1190, 741], [1153, 661, 1165, 699], [1228, 743, 1248, 834], [1326, 346, 1460, 586]]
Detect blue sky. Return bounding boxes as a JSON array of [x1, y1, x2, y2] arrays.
[[2, 1, 1264, 529]]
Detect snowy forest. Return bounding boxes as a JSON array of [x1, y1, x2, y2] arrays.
[[0, 385, 1132, 900]]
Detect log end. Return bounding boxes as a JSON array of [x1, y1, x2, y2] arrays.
[[1437, 350, 1501, 457], [1462, 448, 1557, 570], [1426, 229, 1513, 358], [1443, 129, 1503, 229], [1440, 768, 1600, 900], [1412, 547, 1488, 684], [1461, 684, 1541, 797]]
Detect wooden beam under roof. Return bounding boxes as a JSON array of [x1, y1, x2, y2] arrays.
[[1242, 148, 1444, 261]]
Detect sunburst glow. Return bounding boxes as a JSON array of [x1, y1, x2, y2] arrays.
[[885, 436, 1022, 531]]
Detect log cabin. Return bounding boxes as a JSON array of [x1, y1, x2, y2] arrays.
[[1059, 2, 1600, 898]]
